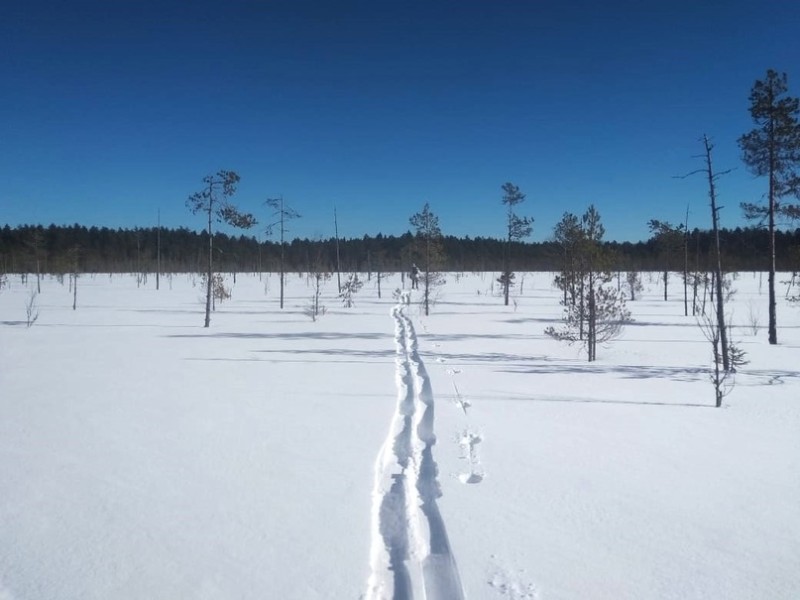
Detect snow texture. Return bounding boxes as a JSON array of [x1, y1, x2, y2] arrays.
[[1, 271, 799, 599]]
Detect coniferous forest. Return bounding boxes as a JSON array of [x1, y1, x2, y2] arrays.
[[1, 222, 798, 276]]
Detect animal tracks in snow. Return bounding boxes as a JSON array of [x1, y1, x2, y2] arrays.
[[488, 556, 539, 600], [457, 430, 483, 484], [488, 570, 539, 600], [365, 305, 465, 600]]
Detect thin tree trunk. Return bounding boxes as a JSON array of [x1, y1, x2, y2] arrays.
[[504, 212, 511, 306], [703, 135, 730, 371], [768, 162, 777, 344], [683, 204, 689, 316], [334, 207, 341, 293], [156, 209, 161, 291], [205, 189, 213, 328], [279, 198, 285, 309]]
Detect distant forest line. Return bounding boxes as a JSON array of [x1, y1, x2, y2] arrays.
[[1, 223, 799, 275]]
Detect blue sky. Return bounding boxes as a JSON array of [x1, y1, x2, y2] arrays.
[[1, 1, 798, 243]]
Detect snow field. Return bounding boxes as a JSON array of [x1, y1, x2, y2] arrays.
[[1, 270, 799, 599]]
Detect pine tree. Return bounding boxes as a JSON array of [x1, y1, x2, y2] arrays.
[[339, 273, 363, 307], [647, 220, 685, 302], [409, 203, 445, 316], [499, 182, 533, 306], [553, 212, 582, 308], [186, 170, 255, 327], [546, 206, 630, 361], [739, 69, 800, 344]]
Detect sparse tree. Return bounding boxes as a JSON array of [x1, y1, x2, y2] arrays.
[[26, 230, 45, 294], [305, 252, 330, 321], [676, 135, 733, 370], [546, 205, 630, 361], [186, 170, 255, 327], [698, 298, 748, 408], [200, 273, 231, 308], [409, 203, 446, 316], [25, 289, 39, 327], [626, 271, 643, 301], [739, 69, 800, 344], [553, 211, 582, 308], [647, 219, 685, 302], [266, 196, 300, 310], [67, 245, 80, 310], [369, 246, 387, 299], [339, 273, 363, 307], [499, 182, 533, 306]]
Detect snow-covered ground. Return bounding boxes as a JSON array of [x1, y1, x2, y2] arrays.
[[1, 271, 799, 599]]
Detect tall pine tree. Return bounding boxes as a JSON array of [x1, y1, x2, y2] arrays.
[[738, 69, 800, 344]]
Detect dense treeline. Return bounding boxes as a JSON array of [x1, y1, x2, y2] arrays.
[[1, 223, 799, 275]]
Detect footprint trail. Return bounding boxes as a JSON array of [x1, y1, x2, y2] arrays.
[[365, 305, 465, 600]]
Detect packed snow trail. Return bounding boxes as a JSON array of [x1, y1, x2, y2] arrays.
[[365, 305, 465, 600]]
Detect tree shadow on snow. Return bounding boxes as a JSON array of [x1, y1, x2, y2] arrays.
[[483, 393, 713, 409], [166, 331, 390, 341]]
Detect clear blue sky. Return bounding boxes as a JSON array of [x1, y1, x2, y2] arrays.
[[2, 0, 798, 242]]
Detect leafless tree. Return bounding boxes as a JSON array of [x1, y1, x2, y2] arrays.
[[265, 196, 300, 309], [675, 135, 733, 370]]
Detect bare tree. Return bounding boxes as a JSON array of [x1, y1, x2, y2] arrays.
[[26, 230, 45, 294], [25, 288, 39, 327], [675, 135, 733, 371], [186, 170, 255, 327], [156, 208, 162, 291], [334, 206, 342, 292], [698, 296, 748, 408], [68, 245, 80, 310], [265, 196, 300, 309]]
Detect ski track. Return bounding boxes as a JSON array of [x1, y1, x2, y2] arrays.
[[365, 305, 465, 600]]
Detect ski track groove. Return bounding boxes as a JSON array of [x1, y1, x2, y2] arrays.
[[365, 305, 465, 600]]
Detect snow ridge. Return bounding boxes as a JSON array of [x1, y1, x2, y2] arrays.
[[365, 305, 465, 600]]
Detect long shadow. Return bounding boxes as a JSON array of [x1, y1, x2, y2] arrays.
[[496, 362, 800, 385], [483, 394, 712, 409], [505, 317, 564, 325], [435, 351, 553, 365], [166, 331, 390, 341], [129, 308, 204, 314], [426, 332, 546, 343], [496, 363, 708, 382], [254, 347, 395, 359], [184, 356, 393, 366], [626, 320, 704, 328]]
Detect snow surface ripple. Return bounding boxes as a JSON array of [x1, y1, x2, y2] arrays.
[[365, 305, 465, 600]]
